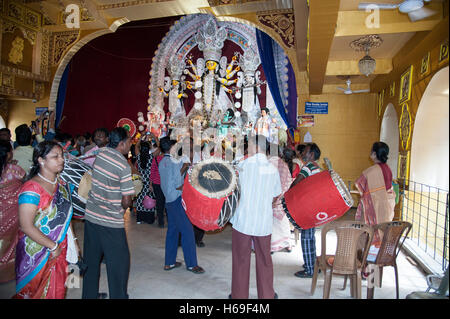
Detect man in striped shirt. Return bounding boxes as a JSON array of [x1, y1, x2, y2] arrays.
[[291, 143, 322, 278], [82, 127, 134, 299]]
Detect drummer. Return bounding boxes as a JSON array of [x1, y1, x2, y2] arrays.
[[158, 137, 205, 274], [291, 143, 322, 279], [179, 137, 206, 248]]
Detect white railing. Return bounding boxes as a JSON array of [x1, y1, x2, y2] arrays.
[[400, 180, 449, 274]]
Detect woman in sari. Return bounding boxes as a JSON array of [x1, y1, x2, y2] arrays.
[[14, 141, 78, 299], [0, 141, 26, 283], [293, 144, 306, 175], [268, 145, 294, 253], [134, 137, 157, 224], [283, 148, 301, 179], [355, 141, 396, 244]]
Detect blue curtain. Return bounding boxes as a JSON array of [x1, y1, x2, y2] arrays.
[[55, 61, 71, 128], [256, 29, 297, 134]]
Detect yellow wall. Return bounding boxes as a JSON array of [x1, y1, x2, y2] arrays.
[[7, 97, 49, 140], [369, 17, 448, 219], [291, 18, 448, 211], [296, 93, 379, 186], [373, 17, 449, 147]]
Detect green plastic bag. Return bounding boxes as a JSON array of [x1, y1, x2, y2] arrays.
[[392, 181, 399, 205]]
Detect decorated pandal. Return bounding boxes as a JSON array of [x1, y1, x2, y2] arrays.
[[133, 15, 287, 155], [109, 14, 353, 232]]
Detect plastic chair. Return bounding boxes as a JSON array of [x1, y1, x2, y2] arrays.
[[310, 221, 373, 299], [406, 267, 449, 299], [425, 270, 447, 293], [365, 221, 412, 299]]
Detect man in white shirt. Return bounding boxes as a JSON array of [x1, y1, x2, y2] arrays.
[[229, 134, 282, 299]]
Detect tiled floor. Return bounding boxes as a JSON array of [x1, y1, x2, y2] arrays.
[[0, 208, 430, 299]]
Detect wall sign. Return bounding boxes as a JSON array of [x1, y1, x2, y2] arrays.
[[297, 115, 315, 127], [35, 107, 48, 116], [305, 102, 328, 114]]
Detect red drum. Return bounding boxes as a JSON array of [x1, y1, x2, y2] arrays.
[[182, 158, 240, 231], [283, 170, 353, 230]]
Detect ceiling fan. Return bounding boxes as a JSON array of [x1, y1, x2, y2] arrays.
[[337, 76, 370, 95], [358, 0, 441, 22]]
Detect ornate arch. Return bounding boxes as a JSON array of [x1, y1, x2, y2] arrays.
[[147, 14, 262, 112], [217, 11, 299, 77], [216, 15, 291, 56], [147, 13, 297, 113]]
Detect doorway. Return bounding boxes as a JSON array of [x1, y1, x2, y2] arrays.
[[402, 66, 449, 274], [410, 67, 449, 190]]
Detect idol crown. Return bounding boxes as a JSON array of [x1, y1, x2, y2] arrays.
[[195, 17, 227, 63], [168, 56, 185, 81], [239, 47, 260, 76]]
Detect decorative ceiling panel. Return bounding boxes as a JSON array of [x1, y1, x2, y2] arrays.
[[329, 32, 416, 60]]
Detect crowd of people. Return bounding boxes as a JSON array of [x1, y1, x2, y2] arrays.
[[0, 111, 396, 299]]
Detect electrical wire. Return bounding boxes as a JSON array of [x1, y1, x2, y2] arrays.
[[85, 44, 154, 61]]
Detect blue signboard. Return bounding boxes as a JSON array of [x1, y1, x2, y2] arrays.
[[35, 107, 48, 116], [305, 102, 328, 114]]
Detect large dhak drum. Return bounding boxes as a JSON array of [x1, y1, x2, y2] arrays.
[[182, 158, 240, 231], [282, 170, 353, 230], [59, 156, 92, 219], [78, 173, 143, 201]]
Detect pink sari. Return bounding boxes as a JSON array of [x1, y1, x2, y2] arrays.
[[0, 163, 25, 283], [269, 156, 294, 252], [355, 164, 395, 244]]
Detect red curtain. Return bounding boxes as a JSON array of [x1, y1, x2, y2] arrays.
[[59, 17, 179, 135]]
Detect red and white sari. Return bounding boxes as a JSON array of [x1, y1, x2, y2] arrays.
[[0, 163, 25, 283], [355, 163, 396, 244]]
